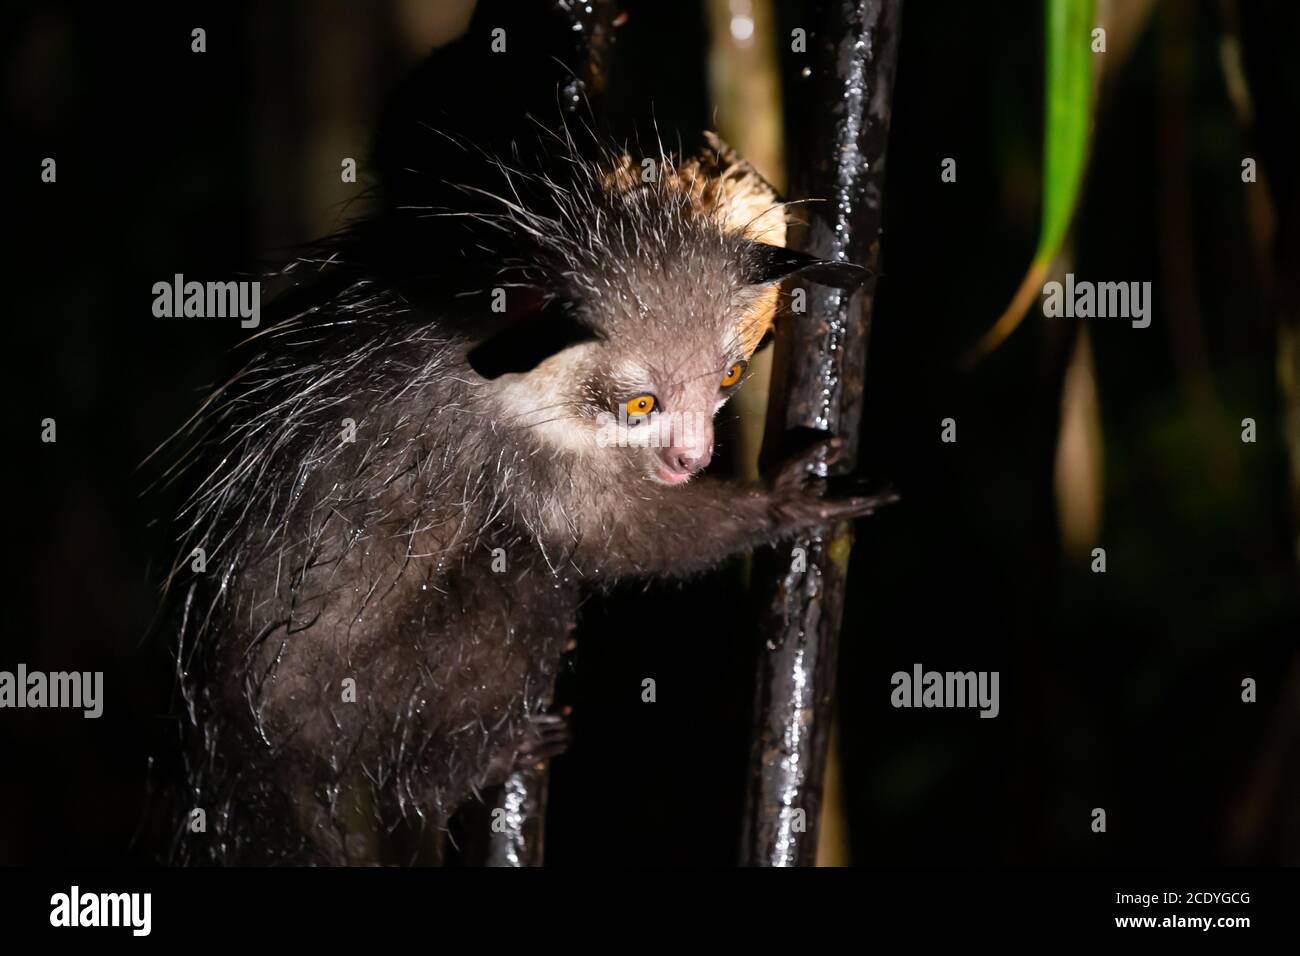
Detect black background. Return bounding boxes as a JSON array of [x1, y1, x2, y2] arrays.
[[4, 0, 1297, 867]]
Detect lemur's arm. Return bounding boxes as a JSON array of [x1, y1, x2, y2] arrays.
[[574, 438, 894, 580]]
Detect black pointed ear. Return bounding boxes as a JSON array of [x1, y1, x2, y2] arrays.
[[744, 242, 872, 291], [466, 294, 599, 379]]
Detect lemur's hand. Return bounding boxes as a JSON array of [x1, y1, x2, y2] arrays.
[[770, 436, 897, 528]]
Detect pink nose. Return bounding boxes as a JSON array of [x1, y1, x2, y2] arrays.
[[660, 415, 713, 476], [662, 445, 712, 475]]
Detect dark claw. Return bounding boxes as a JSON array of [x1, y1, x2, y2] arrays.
[[822, 482, 900, 509], [774, 435, 842, 494], [476, 711, 573, 787], [513, 711, 571, 767], [817, 490, 898, 521]]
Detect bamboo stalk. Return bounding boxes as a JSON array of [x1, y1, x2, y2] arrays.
[[482, 765, 550, 866], [740, 0, 902, 867], [479, 0, 621, 867]]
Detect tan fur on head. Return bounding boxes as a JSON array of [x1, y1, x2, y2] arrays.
[[603, 132, 788, 357]]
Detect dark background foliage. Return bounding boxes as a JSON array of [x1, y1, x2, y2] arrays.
[[4, 0, 1295, 865]]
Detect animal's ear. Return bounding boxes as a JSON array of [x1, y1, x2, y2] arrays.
[[466, 292, 599, 379], [702, 131, 781, 201], [744, 241, 872, 291]]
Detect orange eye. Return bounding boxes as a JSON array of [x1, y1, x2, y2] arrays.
[[625, 394, 656, 418], [721, 361, 747, 389]]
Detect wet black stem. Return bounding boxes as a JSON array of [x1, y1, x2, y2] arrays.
[[477, 0, 622, 867], [741, 0, 902, 867]]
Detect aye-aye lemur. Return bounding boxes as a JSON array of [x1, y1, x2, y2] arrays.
[[158, 102, 889, 863]]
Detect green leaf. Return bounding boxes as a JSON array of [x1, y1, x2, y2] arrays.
[[1038, 0, 1094, 262], [966, 0, 1095, 365]]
